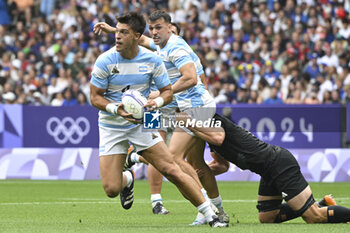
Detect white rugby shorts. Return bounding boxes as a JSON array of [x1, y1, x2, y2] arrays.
[[98, 124, 163, 156], [179, 99, 216, 136], [158, 107, 176, 133]]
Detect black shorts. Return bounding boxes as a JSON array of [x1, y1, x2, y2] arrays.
[[258, 147, 309, 202]]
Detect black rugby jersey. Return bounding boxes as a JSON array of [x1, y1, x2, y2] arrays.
[[209, 114, 278, 176]]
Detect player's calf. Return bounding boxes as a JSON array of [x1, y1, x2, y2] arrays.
[[301, 203, 328, 223], [326, 205, 350, 223]]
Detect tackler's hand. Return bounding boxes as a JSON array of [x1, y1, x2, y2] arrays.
[[93, 22, 116, 35]]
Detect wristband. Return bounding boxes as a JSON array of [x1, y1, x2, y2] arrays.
[[106, 103, 118, 115], [154, 97, 164, 108]]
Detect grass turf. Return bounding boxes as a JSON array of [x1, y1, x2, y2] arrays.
[[0, 180, 349, 232]]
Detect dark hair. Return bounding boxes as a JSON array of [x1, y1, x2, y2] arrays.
[[149, 10, 171, 23], [116, 12, 146, 35], [171, 22, 181, 35]]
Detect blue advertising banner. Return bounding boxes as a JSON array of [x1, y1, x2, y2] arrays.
[[23, 106, 99, 147], [217, 104, 342, 148], [0, 104, 343, 148], [0, 105, 23, 148], [347, 103, 350, 142]]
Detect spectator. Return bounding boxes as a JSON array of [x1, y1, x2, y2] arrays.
[[331, 89, 341, 104], [2, 92, 16, 104], [32, 91, 43, 106], [235, 87, 249, 104], [51, 92, 64, 106], [263, 86, 284, 104], [0, 0, 11, 25], [39, 84, 51, 105], [77, 92, 88, 106], [61, 88, 77, 106], [263, 60, 280, 86], [0, 0, 349, 106], [316, 74, 333, 102], [304, 53, 321, 80], [285, 89, 303, 104], [304, 91, 321, 104], [322, 90, 332, 104], [257, 78, 271, 104], [248, 90, 258, 104]]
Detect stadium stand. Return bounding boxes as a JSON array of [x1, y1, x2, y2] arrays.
[[0, 0, 350, 105]]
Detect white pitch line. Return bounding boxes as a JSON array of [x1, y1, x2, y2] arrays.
[[1, 198, 350, 206], [0, 181, 99, 184], [0, 199, 254, 206]]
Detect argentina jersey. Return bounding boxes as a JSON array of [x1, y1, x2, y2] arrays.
[[150, 34, 212, 110], [90, 46, 170, 129]]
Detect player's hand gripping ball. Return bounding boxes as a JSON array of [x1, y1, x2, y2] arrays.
[[122, 90, 148, 120]]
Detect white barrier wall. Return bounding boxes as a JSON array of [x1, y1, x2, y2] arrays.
[[1, 148, 350, 182]]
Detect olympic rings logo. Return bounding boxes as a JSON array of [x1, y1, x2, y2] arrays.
[[125, 100, 140, 114], [46, 117, 90, 144]]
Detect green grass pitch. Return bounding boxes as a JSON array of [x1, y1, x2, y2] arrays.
[[0, 180, 349, 232]]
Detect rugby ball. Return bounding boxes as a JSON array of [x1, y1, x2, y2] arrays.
[[122, 90, 148, 119]]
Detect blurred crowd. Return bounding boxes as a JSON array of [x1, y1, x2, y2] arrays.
[[1, 0, 350, 105]]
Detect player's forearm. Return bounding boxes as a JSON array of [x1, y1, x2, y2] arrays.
[[200, 73, 208, 90], [139, 35, 154, 51], [90, 94, 115, 112], [208, 153, 230, 175], [90, 85, 118, 113], [159, 88, 173, 106], [173, 63, 197, 93], [172, 76, 197, 93], [188, 127, 223, 146]]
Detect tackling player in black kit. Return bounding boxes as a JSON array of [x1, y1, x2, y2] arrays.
[[180, 113, 350, 224]]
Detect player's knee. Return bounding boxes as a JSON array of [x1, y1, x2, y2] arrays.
[[168, 147, 178, 156], [159, 165, 180, 183], [103, 184, 120, 198], [188, 159, 206, 169], [258, 213, 276, 223], [173, 155, 186, 166]]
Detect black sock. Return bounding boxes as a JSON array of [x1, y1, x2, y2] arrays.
[[274, 203, 300, 223], [327, 206, 350, 223]]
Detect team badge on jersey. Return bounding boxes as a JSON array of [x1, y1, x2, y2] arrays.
[[139, 65, 148, 72], [112, 66, 119, 74]]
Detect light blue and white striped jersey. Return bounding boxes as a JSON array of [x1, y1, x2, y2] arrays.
[[149, 34, 212, 110], [90, 46, 170, 129]]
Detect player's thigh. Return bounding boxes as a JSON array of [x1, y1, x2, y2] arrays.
[[158, 108, 176, 138], [142, 141, 176, 174], [286, 185, 313, 211], [186, 136, 206, 167], [168, 130, 196, 159], [127, 125, 163, 153], [158, 130, 167, 141], [99, 154, 127, 194]]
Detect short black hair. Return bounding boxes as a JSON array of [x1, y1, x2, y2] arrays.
[[149, 10, 171, 23], [171, 22, 181, 35], [116, 12, 146, 35]]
